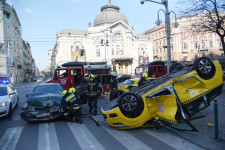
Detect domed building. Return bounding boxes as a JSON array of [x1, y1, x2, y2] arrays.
[[54, 1, 153, 75]]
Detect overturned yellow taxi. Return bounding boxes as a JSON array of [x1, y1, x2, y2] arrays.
[[101, 57, 224, 130]]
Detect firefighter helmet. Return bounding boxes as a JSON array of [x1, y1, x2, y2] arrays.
[[143, 73, 148, 78], [62, 90, 67, 97], [90, 74, 95, 79], [84, 73, 88, 77], [68, 87, 76, 94]]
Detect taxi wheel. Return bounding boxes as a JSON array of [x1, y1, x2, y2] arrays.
[[118, 92, 144, 118], [110, 90, 125, 101], [169, 63, 184, 73], [193, 57, 215, 80]]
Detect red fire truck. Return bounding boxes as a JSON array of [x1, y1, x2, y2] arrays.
[[133, 61, 182, 78], [46, 62, 111, 103]]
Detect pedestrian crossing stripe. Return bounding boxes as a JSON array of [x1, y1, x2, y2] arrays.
[[68, 122, 105, 150], [0, 123, 205, 150], [0, 126, 23, 150], [102, 125, 151, 150], [38, 123, 60, 150], [142, 129, 204, 150]]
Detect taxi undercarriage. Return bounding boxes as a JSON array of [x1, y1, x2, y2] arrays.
[[102, 57, 224, 130]]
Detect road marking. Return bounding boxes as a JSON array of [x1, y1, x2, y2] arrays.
[[142, 129, 205, 150], [102, 126, 151, 150], [68, 122, 105, 150], [0, 126, 23, 150], [38, 123, 60, 150]]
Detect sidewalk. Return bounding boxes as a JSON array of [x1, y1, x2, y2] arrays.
[[167, 84, 225, 150]]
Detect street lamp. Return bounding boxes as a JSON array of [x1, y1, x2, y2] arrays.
[[141, 0, 178, 73], [101, 39, 109, 73]]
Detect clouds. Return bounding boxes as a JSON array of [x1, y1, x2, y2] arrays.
[[24, 8, 37, 15]]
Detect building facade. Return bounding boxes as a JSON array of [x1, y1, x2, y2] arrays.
[[53, 1, 153, 75], [0, 0, 37, 83], [144, 12, 225, 63]]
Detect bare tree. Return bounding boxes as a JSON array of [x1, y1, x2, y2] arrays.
[[177, 0, 225, 54]]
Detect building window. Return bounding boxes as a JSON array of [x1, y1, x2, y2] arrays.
[[96, 45, 100, 57], [112, 33, 122, 41], [202, 41, 205, 49], [194, 43, 198, 49], [3, 11, 10, 19], [210, 41, 213, 48]]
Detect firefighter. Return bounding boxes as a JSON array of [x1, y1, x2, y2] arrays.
[[86, 74, 99, 115], [138, 73, 148, 87], [109, 72, 118, 101], [60, 88, 82, 123], [81, 73, 89, 84]]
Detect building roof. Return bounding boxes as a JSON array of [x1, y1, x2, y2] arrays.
[[59, 29, 88, 35], [136, 34, 150, 39], [93, 1, 128, 26]]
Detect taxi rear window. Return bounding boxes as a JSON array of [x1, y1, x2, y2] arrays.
[[123, 80, 135, 85]]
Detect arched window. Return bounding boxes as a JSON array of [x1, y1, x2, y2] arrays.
[[112, 33, 122, 41], [96, 45, 100, 57]]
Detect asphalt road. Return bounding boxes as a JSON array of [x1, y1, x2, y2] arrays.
[[0, 82, 220, 150]]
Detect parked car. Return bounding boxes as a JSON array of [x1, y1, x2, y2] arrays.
[[20, 83, 64, 122], [116, 74, 131, 83], [37, 77, 44, 83], [0, 83, 19, 117], [101, 57, 224, 130]]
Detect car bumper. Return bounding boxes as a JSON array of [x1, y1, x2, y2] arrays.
[[20, 107, 63, 122], [0, 104, 9, 117], [101, 99, 150, 129]]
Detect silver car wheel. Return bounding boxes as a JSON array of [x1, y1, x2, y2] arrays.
[[121, 95, 138, 112], [198, 59, 211, 74]]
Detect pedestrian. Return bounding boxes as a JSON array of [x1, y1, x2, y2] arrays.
[[86, 74, 99, 115], [138, 73, 148, 87], [60, 88, 82, 123], [109, 72, 118, 101]]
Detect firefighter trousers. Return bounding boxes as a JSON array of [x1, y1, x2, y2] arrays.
[[87, 96, 97, 110]]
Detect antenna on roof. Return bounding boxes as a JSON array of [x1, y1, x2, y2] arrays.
[[109, 0, 111, 3]]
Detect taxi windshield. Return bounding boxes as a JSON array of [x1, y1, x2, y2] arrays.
[[135, 67, 148, 75], [0, 87, 8, 96]]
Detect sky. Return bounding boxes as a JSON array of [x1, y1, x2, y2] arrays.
[[8, 0, 181, 71]]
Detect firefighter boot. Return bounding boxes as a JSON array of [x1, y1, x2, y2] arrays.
[[73, 117, 83, 124]]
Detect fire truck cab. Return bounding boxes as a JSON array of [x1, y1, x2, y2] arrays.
[[46, 62, 111, 103], [133, 61, 179, 78]]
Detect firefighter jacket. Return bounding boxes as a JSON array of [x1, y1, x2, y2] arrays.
[[138, 76, 146, 87], [86, 80, 99, 97], [110, 77, 118, 92], [81, 76, 89, 84], [61, 92, 81, 113]]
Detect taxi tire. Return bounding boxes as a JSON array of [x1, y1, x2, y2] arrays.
[[118, 92, 144, 118], [110, 90, 125, 101], [169, 63, 184, 73], [193, 57, 215, 80]]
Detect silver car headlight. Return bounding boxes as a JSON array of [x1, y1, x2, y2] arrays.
[[0, 102, 7, 107]]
